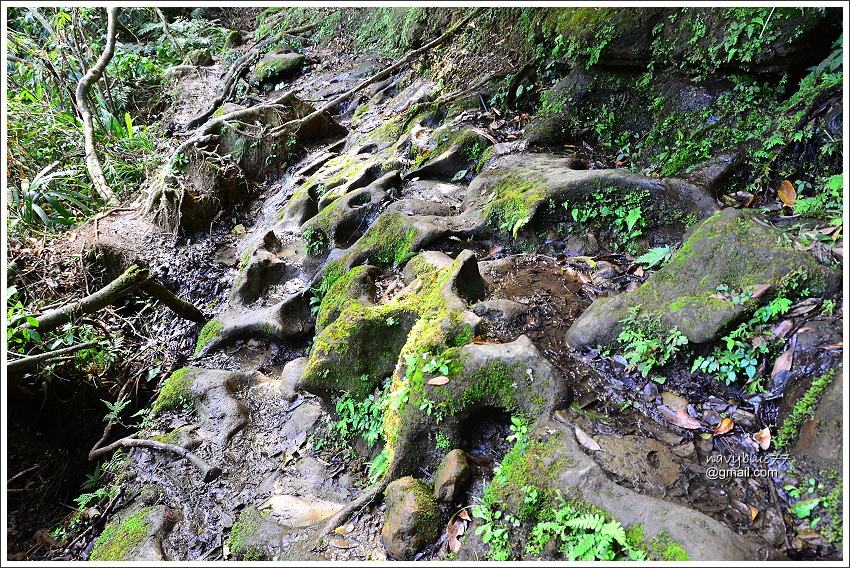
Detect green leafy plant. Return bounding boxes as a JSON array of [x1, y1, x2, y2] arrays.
[[692, 296, 792, 391], [634, 245, 673, 270], [331, 377, 388, 446], [526, 492, 647, 561], [8, 162, 95, 228], [564, 187, 649, 253], [614, 306, 688, 380], [302, 226, 329, 257]]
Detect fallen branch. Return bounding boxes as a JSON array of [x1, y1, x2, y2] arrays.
[[321, 474, 392, 537], [89, 435, 221, 481], [75, 7, 120, 206], [270, 8, 482, 140], [185, 19, 322, 130], [12, 264, 205, 340], [155, 8, 184, 59], [141, 279, 205, 322], [6, 342, 98, 374]]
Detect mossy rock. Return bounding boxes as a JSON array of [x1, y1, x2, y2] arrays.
[[251, 52, 306, 86], [406, 125, 493, 181], [152, 367, 252, 443], [183, 48, 213, 66], [459, 152, 718, 240], [565, 207, 839, 350], [90, 505, 171, 561], [456, 417, 783, 561], [224, 30, 243, 48], [381, 477, 440, 560], [300, 171, 398, 252]]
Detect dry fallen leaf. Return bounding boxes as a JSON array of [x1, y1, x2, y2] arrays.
[[447, 517, 467, 553], [748, 504, 760, 522], [770, 319, 794, 338], [771, 348, 793, 378], [754, 427, 771, 450], [426, 376, 450, 385], [575, 426, 602, 451], [658, 405, 702, 430], [778, 179, 797, 207], [458, 509, 471, 521], [818, 342, 843, 351], [713, 417, 734, 436]]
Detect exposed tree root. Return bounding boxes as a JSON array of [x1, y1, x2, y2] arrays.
[[269, 9, 482, 141], [184, 20, 321, 131], [90, 435, 221, 481]]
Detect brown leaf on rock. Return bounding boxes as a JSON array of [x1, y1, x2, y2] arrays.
[[744, 283, 771, 298], [575, 426, 602, 451], [426, 376, 450, 385], [754, 427, 771, 450], [658, 405, 702, 429], [713, 417, 734, 435], [447, 517, 467, 553], [458, 509, 471, 521], [818, 342, 843, 351], [787, 298, 819, 317], [778, 180, 797, 207], [770, 319, 794, 338], [771, 348, 793, 378], [748, 504, 760, 522]]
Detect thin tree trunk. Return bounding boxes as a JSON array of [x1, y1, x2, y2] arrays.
[[75, 7, 120, 205], [155, 8, 184, 59]]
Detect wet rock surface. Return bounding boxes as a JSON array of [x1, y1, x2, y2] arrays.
[[53, 11, 843, 564]]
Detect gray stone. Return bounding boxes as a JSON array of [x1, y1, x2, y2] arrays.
[[251, 52, 306, 86], [434, 449, 472, 502]]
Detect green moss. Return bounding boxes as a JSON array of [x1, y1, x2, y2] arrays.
[[315, 265, 372, 329], [774, 367, 838, 448], [225, 507, 264, 560], [353, 211, 417, 266], [89, 506, 155, 561], [149, 426, 189, 445], [626, 524, 690, 561], [484, 171, 548, 237], [151, 367, 196, 416], [194, 319, 223, 356]]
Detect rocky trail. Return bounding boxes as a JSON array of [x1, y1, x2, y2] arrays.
[[8, 7, 843, 563]]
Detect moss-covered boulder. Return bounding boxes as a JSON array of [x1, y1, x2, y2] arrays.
[[224, 29, 242, 48], [251, 52, 306, 87], [300, 171, 397, 254], [89, 505, 172, 561], [565, 207, 839, 350], [183, 48, 213, 66], [151, 367, 253, 444], [381, 477, 440, 560], [459, 152, 719, 239], [406, 125, 493, 181]]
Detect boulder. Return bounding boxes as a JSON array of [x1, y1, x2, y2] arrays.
[[183, 48, 213, 66], [434, 449, 472, 502], [381, 477, 440, 560], [251, 52, 306, 86], [565, 207, 839, 350]]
